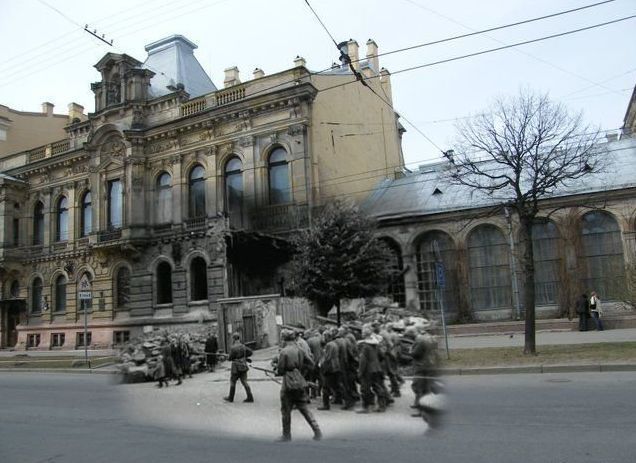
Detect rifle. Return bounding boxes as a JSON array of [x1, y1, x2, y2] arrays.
[[249, 364, 282, 384], [249, 365, 318, 389]]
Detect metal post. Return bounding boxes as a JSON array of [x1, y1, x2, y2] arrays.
[[432, 241, 450, 360], [83, 300, 90, 369], [437, 285, 450, 360]]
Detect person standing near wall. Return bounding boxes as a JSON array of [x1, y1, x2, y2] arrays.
[[204, 331, 219, 372], [575, 294, 590, 332], [590, 291, 604, 331]]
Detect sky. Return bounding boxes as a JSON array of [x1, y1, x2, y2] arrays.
[[1, 0, 635, 168]]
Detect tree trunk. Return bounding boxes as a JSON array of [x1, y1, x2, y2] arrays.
[[336, 299, 341, 327], [519, 214, 537, 355]]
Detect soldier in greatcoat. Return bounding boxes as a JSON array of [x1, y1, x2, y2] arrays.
[[316, 330, 342, 411], [356, 324, 390, 413], [223, 333, 254, 403], [275, 329, 322, 442]]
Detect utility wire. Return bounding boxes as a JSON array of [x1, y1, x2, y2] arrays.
[[401, 0, 625, 96], [319, 14, 636, 94]]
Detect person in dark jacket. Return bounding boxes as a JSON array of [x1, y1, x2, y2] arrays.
[[275, 329, 321, 442], [223, 333, 254, 403], [305, 330, 323, 398], [317, 330, 342, 411], [334, 328, 355, 409], [176, 336, 193, 379], [158, 340, 178, 387], [576, 293, 590, 332], [169, 337, 183, 385], [204, 332, 219, 372], [408, 327, 439, 413], [357, 325, 390, 413]]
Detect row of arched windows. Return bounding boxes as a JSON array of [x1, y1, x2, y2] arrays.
[[27, 256, 210, 314], [383, 211, 627, 314], [26, 148, 291, 245], [28, 268, 130, 314]]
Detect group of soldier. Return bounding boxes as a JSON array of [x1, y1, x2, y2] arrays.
[[154, 335, 194, 388], [152, 317, 441, 441]]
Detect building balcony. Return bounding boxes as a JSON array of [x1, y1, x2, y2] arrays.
[[247, 203, 313, 233]]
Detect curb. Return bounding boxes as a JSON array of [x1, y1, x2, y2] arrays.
[[438, 363, 636, 375], [3, 363, 636, 376]]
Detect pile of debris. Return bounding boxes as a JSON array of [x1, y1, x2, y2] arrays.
[[116, 328, 220, 383]]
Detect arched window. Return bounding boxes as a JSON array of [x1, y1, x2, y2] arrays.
[[189, 165, 206, 218], [380, 238, 406, 307], [156, 261, 173, 304], [81, 191, 92, 237], [33, 201, 44, 245], [10, 280, 20, 298], [108, 179, 122, 229], [580, 211, 625, 300], [56, 196, 69, 241], [416, 231, 458, 313], [224, 157, 243, 214], [468, 225, 511, 311], [156, 172, 172, 224], [190, 257, 208, 301], [532, 220, 562, 305], [55, 275, 67, 312], [268, 147, 290, 205], [31, 277, 43, 314], [116, 267, 131, 309]]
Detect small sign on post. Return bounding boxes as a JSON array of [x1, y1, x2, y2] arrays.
[[78, 274, 92, 300]]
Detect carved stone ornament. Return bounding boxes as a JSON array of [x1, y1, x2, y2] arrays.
[[132, 175, 144, 191], [102, 138, 126, 158], [239, 136, 254, 148], [287, 124, 305, 137]]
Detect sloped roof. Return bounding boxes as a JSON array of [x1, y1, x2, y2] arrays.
[[142, 35, 217, 98], [363, 136, 636, 221]]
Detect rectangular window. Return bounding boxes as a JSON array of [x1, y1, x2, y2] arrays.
[[113, 330, 130, 345], [108, 179, 123, 230], [27, 333, 41, 348], [51, 333, 65, 347], [76, 332, 92, 348]]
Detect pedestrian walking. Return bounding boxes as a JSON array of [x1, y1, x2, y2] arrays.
[[306, 329, 323, 399], [575, 293, 590, 331], [317, 330, 342, 411], [223, 333, 254, 403], [357, 325, 390, 413], [169, 337, 183, 385], [275, 329, 322, 442], [408, 326, 439, 416], [204, 331, 219, 372], [334, 327, 356, 409], [590, 291, 604, 331]]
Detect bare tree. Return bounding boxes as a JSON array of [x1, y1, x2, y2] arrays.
[[447, 90, 605, 354]]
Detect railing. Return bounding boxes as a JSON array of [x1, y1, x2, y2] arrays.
[[181, 98, 207, 117], [28, 245, 44, 256], [249, 203, 311, 232], [98, 229, 122, 242], [28, 146, 46, 162], [53, 242, 68, 252], [184, 217, 206, 230], [215, 87, 246, 106], [51, 139, 70, 155]]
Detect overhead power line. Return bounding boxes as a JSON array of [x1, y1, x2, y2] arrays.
[[401, 0, 625, 96], [319, 14, 636, 93]]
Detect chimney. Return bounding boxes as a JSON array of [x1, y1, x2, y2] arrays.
[[42, 102, 54, 116], [224, 66, 241, 88], [294, 56, 306, 68], [380, 67, 392, 101], [253, 68, 265, 79], [366, 39, 379, 72], [337, 39, 359, 70], [67, 102, 85, 123]]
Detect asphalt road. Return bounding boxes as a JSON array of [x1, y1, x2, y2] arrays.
[[1, 371, 634, 463]]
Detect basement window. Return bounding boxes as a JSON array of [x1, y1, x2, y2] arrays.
[[27, 334, 41, 348], [51, 333, 65, 348], [113, 331, 130, 346], [76, 332, 92, 348]]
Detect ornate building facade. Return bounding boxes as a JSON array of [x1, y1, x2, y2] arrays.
[[0, 35, 403, 349]]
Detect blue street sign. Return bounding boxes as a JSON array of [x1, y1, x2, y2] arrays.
[[435, 262, 446, 289]]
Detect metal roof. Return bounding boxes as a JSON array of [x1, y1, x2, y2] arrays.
[[363, 135, 636, 221], [142, 35, 217, 98]]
